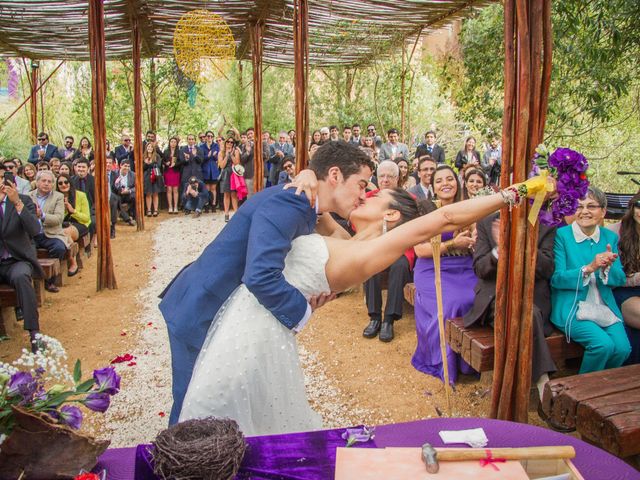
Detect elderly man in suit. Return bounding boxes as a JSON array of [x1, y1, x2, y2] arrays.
[[463, 213, 557, 400], [268, 131, 295, 187], [408, 156, 437, 202], [415, 130, 446, 164], [0, 175, 43, 351], [29, 170, 70, 293], [28, 132, 60, 165], [379, 128, 410, 162]]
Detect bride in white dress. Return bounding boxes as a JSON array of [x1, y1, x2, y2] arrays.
[[179, 179, 549, 436]]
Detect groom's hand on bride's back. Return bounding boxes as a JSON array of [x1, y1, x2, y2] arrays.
[[309, 292, 336, 312], [284, 169, 318, 207]]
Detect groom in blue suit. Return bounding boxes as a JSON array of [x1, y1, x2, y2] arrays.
[[160, 141, 373, 424]]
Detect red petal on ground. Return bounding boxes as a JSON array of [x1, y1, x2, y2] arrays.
[[127, 361, 137, 366], [158, 412, 166, 417], [110, 353, 135, 364]]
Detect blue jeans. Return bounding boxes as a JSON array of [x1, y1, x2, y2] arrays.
[[183, 195, 206, 212], [34, 233, 66, 260]]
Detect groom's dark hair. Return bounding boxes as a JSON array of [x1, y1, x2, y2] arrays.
[[310, 140, 374, 180]]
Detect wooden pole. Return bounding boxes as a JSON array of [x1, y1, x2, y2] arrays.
[[293, 0, 309, 172], [251, 20, 264, 192], [400, 40, 406, 143], [132, 18, 145, 230], [29, 61, 38, 143], [431, 234, 452, 416], [149, 58, 157, 132], [88, 0, 117, 290], [491, 0, 553, 421]]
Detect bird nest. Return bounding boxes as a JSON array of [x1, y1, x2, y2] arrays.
[[173, 9, 236, 84]]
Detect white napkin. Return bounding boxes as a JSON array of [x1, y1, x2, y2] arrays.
[[438, 428, 488, 448]]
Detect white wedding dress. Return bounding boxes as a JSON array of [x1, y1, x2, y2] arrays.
[[179, 234, 328, 436]]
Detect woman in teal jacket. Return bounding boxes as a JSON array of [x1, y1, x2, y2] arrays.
[[551, 187, 631, 373]]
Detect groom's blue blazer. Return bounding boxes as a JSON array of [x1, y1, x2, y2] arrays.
[[159, 185, 317, 350]]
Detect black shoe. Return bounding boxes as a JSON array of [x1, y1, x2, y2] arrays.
[[126, 219, 136, 227], [363, 319, 381, 338], [45, 281, 60, 293], [224, 214, 230, 223], [110, 226, 116, 239], [14, 307, 23, 322], [185, 210, 192, 215], [379, 321, 394, 342]]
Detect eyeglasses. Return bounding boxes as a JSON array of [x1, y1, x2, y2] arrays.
[[206, 134, 214, 138], [284, 164, 294, 169], [634, 201, 640, 209], [378, 174, 397, 179], [123, 139, 131, 142], [576, 204, 602, 212], [4, 165, 16, 170], [367, 128, 375, 132], [57, 181, 69, 186], [38, 138, 46, 142]]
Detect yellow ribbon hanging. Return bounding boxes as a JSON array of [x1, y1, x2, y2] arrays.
[[527, 170, 554, 225]]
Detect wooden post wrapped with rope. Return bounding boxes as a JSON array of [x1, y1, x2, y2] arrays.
[[293, 0, 309, 172], [491, 0, 553, 422], [132, 17, 145, 230], [88, 0, 117, 290], [251, 20, 264, 192], [29, 61, 38, 144], [431, 234, 452, 416]]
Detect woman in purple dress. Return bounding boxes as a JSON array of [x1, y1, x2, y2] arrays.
[[412, 164, 478, 383]]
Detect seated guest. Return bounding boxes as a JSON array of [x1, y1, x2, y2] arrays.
[[0, 176, 43, 352], [412, 165, 477, 382], [462, 167, 488, 199], [36, 161, 50, 172], [396, 158, 416, 190], [607, 193, 640, 365], [464, 213, 558, 399], [58, 161, 73, 177], [73, 137, 95, 162], [111, 160, 137, 224], [408, 156, 436, 201], [551, 187, 631, 373], [182, 176, 208, 217], [49, 158, 61, 177], [20, 163, 37, 190], [106, 156, 121, 238], [71, 158, 96, 248], [56, 173, 89, 276], [277, 158, 296, 185], [3, 159, 31, 194], [28, 132, 60, 165], [29, 171, 71, 293], [362, 160, 414, 342]]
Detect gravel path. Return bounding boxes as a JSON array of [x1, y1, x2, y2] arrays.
[[100, 213, 372, 447]]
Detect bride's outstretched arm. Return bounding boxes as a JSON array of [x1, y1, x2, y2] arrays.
[[326, 181, 547, 291]]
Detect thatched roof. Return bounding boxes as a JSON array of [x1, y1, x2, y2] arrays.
[[0, 0, 490, 66]]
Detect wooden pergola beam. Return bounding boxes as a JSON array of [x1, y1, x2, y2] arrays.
[[293, 0, 310, 172], [251, 20, 264, 193], [132, 15, 145, 230]]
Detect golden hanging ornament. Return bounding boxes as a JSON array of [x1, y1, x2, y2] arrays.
[[173, 10, 236, 83]]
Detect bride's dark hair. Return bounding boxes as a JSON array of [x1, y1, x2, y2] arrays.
[[387, 188, 423, 226]]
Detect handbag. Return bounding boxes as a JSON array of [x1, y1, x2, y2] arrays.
[[150, 165, 161, 184], [576, 301, 621, 328]]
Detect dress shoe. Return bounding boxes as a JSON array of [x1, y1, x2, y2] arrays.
[[45, 282, 60, 293], [110, 226, 116, 239], [14, 307, 24, 322], [379, 321, 394, 342], [127, 219, 136, 227], [363, 319, 381, 338], [537, 400, 575, 433]]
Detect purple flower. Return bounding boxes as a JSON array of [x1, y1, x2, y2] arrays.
[[341, 426, 375, 447], [59, 405, 83, 430], [83, 392, 111, 413], [93, 367, 120, 395], [7, 372, 37, 401]]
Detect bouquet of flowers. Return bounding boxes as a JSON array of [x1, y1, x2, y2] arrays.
[[531, 145, 590, 226], [0, 333, 121, 436]]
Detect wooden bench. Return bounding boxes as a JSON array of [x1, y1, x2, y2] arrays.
[[541, 364, 640, 458], [77, 233, 91, 268], [445, 317, 584, 372], [38, 242, 79, 284]]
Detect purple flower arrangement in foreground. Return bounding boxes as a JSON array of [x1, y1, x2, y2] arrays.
[[531, 145, 590, 226], [0, 334, 121, 435]]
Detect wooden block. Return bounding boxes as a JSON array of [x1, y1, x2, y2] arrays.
[[403, 283, 415, 306], [542, 364, 640, 430], [38, 258, 61, 279], [576, 387, 640, 457]]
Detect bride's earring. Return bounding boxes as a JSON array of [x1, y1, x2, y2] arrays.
[[382, 218, 388, 234]]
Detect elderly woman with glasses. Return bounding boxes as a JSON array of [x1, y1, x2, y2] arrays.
[[551, 186, 631, 373]]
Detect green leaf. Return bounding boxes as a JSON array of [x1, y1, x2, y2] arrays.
[[75, 378, 96, 393], [73, 359, 82, 385]]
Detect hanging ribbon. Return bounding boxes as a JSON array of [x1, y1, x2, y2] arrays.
[[528, 169, 553, 225]]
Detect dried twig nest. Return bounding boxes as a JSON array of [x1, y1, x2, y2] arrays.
[[152, 417, 247, 480]]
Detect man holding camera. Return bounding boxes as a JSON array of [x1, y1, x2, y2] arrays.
[[0, 165, 44, 351], [183, 176, 208, 218]]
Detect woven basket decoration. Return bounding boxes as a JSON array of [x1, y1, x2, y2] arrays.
[[173, 9, 236, 83]]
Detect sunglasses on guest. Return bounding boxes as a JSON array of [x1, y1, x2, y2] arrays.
[[634, 200, 640, 209], [57, 180, 69, 186]]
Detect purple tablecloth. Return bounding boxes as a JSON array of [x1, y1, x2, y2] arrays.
[[96, 417, 640, 479]]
